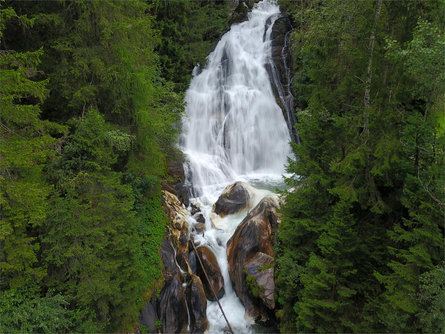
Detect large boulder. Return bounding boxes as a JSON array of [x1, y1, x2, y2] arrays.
[[226, 195, 282, 321], [196, 246, 225, 301], [176, 245, 191, 274], [174, 182, 193, 208], [158, 191, 213, 333], [186, 275, 209, 334], [194, 222, 206, 234], [157, 276, 188, 334], [213, 181, 253, 217], [176, 223, 192, 274]]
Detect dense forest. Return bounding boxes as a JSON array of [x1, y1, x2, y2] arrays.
[[276, 0, 444, 333], [1, 0, 444, 333], [0, 0, 231, 331]]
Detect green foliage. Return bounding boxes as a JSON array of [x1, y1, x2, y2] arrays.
[[276, 0, 445, 332], [42, 110, 162, 331], [258, 263, 274, 272], [106, 130, 133, 153], [417, 262, 445, 333], [0, 286, 72, 333], [0, 8, 66, 288], [373, 17, 445, 332], [124, 173, 166, 289], [385, 18, 445, 103], [0, 284, 98, 333], [151, 0, 232, 91], [1, 0, 182, 331], [246, 274, 264, 298]]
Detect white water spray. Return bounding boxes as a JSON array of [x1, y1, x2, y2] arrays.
[[181, 1, 292, 332]]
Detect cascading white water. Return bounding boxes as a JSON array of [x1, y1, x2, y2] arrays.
[[181, 1, 291, 332]]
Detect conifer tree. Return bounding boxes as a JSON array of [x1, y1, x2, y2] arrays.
[[276, 0, 444, 332]]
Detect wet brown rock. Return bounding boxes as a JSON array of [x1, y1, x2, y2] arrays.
[[213, 181, 253, 217], [187, 275, 209, 334], [196, 246, 225, 301], [176, 246, 191, 274], [226, 195, 281, 320], [270, 15, 293, 85], [175, 182, 193, 208], [161, 239, 180, 278], [190, 202, 201, 215], [157, 276, 188, 334], [245, 194, 282, 231], [266, 13, 299, 142]]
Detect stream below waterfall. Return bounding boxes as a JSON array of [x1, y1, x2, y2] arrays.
[[181, 0, 292, 332]]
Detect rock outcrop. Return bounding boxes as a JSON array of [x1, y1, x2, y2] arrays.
[[229, 0, 261, 25], [226, 195, 282, 322], [162, 190, 190, 249], [270, 14, 293, 90], [244, 252, 275, 310], [265, 13, 298, 143], [139, 296, 158, 333], [140, 191, 214, 333]]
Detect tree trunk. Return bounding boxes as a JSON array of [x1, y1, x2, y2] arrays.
[[362, 0, 383, 136]]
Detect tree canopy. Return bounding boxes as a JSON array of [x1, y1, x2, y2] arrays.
[[0, 0, 232, 331], [276, 0, 444, 332]]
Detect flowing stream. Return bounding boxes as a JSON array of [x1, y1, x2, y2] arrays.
[[181, 1, 291, 332]]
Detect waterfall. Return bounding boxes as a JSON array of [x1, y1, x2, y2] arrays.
[[181, 1, 292, 332]]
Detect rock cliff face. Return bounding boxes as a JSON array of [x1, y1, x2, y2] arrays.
[[229, 0, 261, 25], [266, 13, 299, 143]]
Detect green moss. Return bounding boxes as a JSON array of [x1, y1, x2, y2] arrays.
[[258, 263, 274, 272], [246, 274, 264, 298]]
